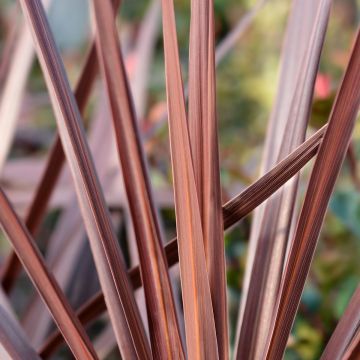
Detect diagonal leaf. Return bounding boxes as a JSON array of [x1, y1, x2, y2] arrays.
[[235, 1, 331, 358], [0, 188, 97, 359], [23, 108, 115, 343], [91, 0, 185, 358], [188, 0, 227, 357], [39, 124, 326, 357], [321, 285, 360, 360], [19, 96, 113, 346], [265, 28, 360, 360], [222, 126, 325, 229], [17, 0, 151, 358]]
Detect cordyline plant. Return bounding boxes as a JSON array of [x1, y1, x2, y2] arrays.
[[0, 0, 359, 359]]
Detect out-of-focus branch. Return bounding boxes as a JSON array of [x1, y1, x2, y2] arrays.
[[215, 0, 268, 65]]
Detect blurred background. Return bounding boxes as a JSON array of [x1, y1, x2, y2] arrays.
[[0, 0, 359, 359]]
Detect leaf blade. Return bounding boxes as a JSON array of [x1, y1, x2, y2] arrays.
[[265, 28, 360, 360], [0, 189, 97, 359], [161, 0, 222, 355], [0, 304, 40, 360], [91, 0, 185, 357], [39, 124, 326, 357], [0, 7, 114, 293], [188, 0, 227, 356], [235, 1, 331, 358], [321, 286, 360, 360], [17, 0, 151, 357]]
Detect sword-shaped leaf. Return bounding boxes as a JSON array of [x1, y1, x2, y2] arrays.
[[188, 0, 227, 357], [0, 304, 40, 360], [91, 0, 184, 358], [1, 0, 122, 294], [161, 0, 219, 356], [17, 0, 151, 358], [0, 189, 97, 359], [265, 28, 360, 360], [39, 124, 326, 357], [235, 1, 331, 358], [321, 286, 360, 360]]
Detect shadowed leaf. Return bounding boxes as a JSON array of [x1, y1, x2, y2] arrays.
[[0, 305, 40, 360], [321, 286, 360, 360], [0, 0, 52, 173], [0, 189, 97, 359]]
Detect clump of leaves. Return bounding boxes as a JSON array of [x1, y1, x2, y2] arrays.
[[0, 0, 359, 359]]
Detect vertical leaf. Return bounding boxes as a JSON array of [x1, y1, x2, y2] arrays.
[[265, 28, 360, 360], [91, 0, 185, 358], [235, 1, 331, 358], [188, 0, 227, 357], [161, 0, 219, 357]]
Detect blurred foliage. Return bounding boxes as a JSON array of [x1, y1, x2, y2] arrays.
[[0, 0, 360, 359]]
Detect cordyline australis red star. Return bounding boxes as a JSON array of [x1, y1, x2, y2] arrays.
[[0, 0, 359, 359]]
